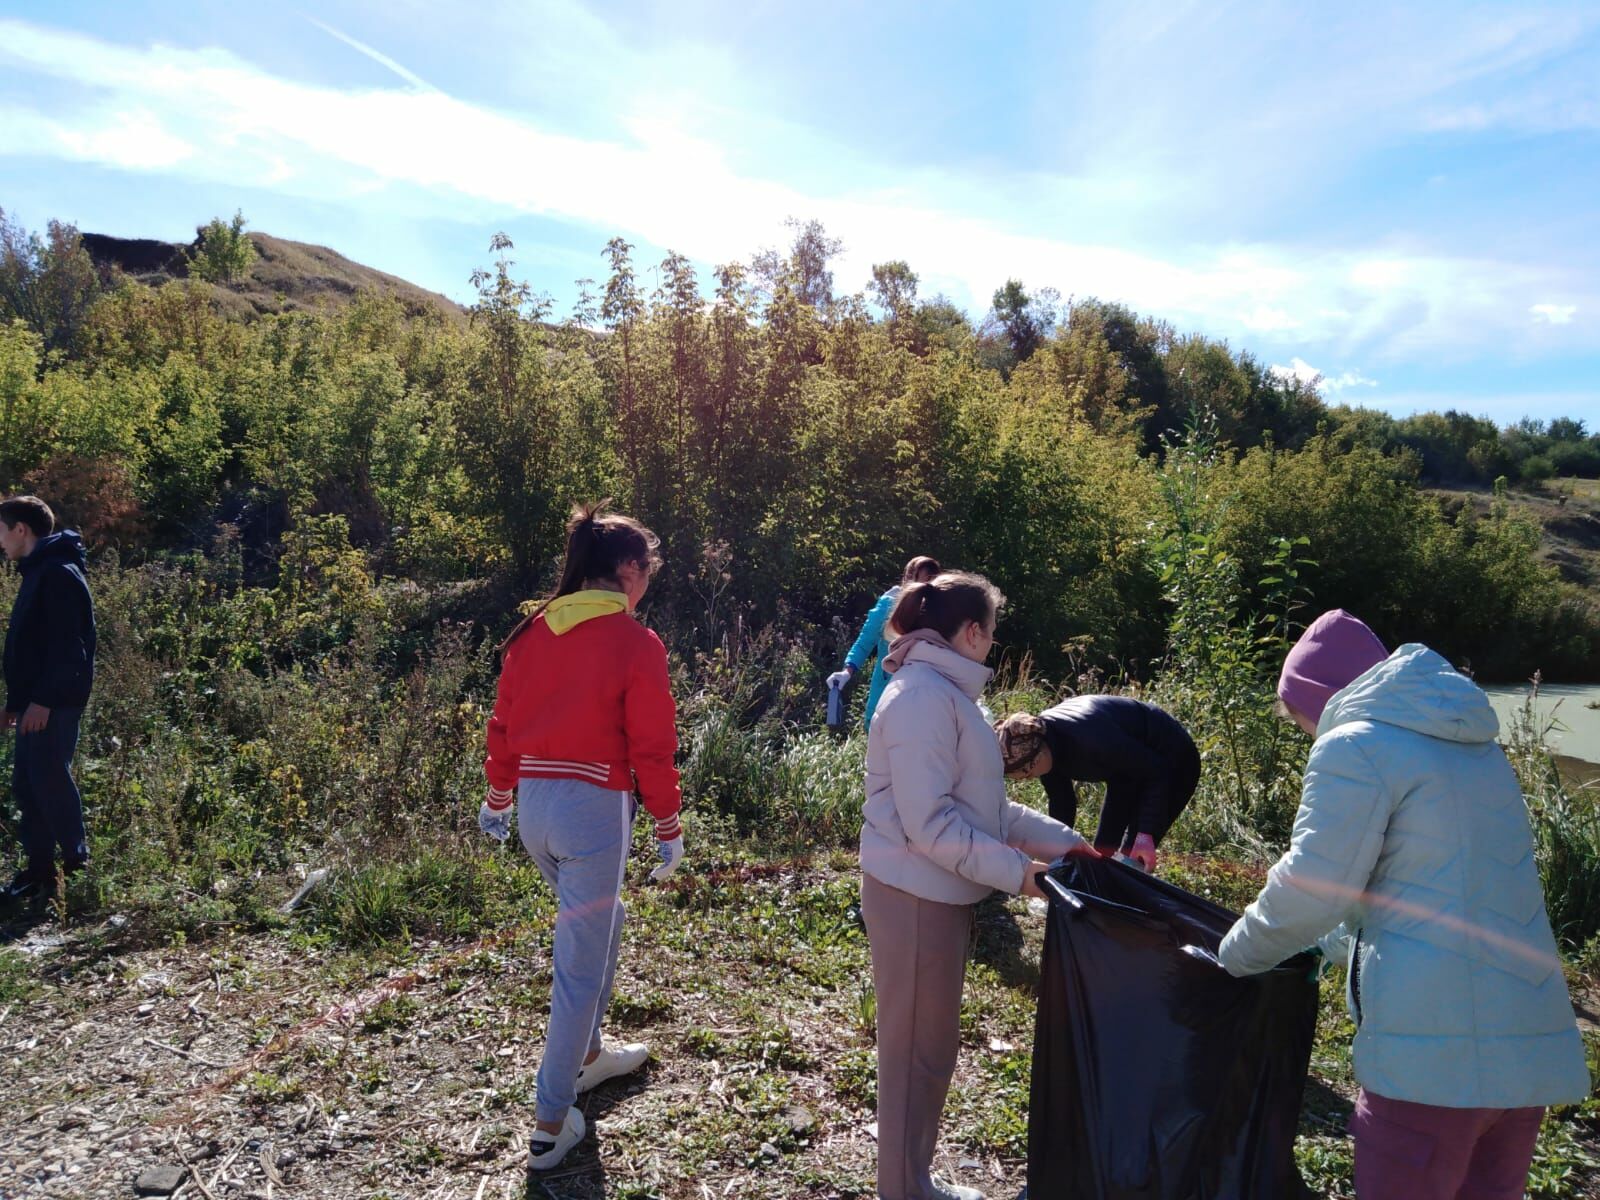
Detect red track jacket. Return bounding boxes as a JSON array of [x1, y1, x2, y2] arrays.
[[484, 592, 680, 838]]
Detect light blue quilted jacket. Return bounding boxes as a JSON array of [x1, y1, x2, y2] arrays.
[[1219, 644, 1589, 1108]]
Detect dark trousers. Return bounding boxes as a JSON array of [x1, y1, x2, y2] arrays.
[[14, 707, 87, 874], [1094, 738, 1202, 852]]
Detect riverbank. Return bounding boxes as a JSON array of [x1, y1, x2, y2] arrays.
[[1484, 683, 1600, 769]]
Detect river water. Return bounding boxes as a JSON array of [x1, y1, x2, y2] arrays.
[[1481, 683, 1600, 766]]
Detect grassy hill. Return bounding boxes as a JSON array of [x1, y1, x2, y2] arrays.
[[80, 229, 466, 321], [1429, 477, 1600, 591]]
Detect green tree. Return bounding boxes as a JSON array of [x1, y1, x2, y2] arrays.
[[190, 210, 258, 283], [982, 279, 1057, 376], [456, 234, 563, 586], [0, 210, 101, 357], [868, 260, 919, 329], [783, 218, 843, 312]]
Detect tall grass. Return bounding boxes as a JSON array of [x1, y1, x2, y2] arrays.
[[1505, 682, 1600, 959], [16, 512, 1598, 974]]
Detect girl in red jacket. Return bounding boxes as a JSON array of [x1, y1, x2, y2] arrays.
[[480, 500, 684, 1171]]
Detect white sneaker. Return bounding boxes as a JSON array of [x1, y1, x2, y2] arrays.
[[575, 1042, 649, 1094], [527, 1107, 585, 1172], [931, 1179, 986, 1200]]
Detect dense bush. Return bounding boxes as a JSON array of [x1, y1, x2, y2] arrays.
[[0, 213, 1593, 680], [0, 212, 1595, 944]]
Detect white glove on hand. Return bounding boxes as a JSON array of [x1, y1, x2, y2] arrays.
[[826, 668, 853, 691], [649, 835, 685, 883], [479, 787, 515, 842]]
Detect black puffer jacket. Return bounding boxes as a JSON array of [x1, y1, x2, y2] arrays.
[[4, 531, 96, 713]]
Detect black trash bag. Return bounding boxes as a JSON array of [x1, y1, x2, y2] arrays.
[[1027, 856, 1319, 1199]]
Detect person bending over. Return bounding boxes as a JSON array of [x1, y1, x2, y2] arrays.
[[995, 696, 1199, 872]]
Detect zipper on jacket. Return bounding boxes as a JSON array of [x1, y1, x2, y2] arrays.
[[1350, 928, 1365, 1027]]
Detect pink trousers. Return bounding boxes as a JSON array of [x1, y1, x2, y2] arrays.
[[1351, 1089, 1544, 1200]]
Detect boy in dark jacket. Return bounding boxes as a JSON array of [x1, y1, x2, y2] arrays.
[[995, 696, 1199, 872], [0, 496, 95, 900]]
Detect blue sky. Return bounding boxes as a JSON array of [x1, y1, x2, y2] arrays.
[[1, 0, 1597, 423]]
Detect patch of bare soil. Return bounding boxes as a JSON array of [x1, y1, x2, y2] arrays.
[[0, 861, 1035, 1200]]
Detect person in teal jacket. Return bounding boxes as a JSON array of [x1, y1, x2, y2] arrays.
[[827, 556, 940, 731], [1218, 609, 1588, 1200]]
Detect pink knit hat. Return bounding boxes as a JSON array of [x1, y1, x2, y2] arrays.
[[1277, 609, 1388, 725]]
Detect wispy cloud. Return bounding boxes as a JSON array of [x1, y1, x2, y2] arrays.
[[1324, 368, 1378, 394], [1531, 303, 1578, 325], [0, 17, 1595, 370], [305, 17, 438, 93]]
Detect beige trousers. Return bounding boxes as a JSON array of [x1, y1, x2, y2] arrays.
[[862, 871, 976, 1200]]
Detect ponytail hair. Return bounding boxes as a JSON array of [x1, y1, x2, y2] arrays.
[[888, 571, 1004, 642], [901, 555, 941, 585], [500, 499, 662, 656]]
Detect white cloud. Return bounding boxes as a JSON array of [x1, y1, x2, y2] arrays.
[[1269, 358, 1377, 395], [1324, 368, 1378, 394], [1270, 357, 1321, 386], [1531, 303, 1577, 325], [0, 17, 1596, 368], [0, 103, 194, 170]]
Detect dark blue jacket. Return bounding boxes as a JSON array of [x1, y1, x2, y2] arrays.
[[1038, 696, 1198, 834], [4, 531, 96, 713]]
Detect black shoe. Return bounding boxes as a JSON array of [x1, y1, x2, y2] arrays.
[[6, 869, 51, 901]]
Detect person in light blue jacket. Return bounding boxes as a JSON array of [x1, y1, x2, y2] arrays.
[[827, 555, 940, 731], [1218, 609, 1588, 1200]]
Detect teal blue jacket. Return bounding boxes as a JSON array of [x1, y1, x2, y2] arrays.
[[1219, 644, 1588, 1108], [847, 587, 899, 731]]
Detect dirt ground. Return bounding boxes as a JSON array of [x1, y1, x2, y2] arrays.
[[0, 860, 1039, 1200]]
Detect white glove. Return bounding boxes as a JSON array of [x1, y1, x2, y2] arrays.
[[479, 787, 515, 842], [826, 668, 853, 691], [649, 834, 685, 883]]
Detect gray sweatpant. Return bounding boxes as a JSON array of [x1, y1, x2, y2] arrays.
[[517, 777, 635, 1124]]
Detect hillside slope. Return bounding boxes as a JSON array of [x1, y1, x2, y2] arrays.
[[80, 230, 466, 321], [1429, 478, 1600, 591]]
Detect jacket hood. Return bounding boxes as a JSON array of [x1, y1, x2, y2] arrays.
[[20, 530, 86, 573], [883, 630, 992, 700], [1319, 643, 1498, 745], [542, 589, 628, 635]]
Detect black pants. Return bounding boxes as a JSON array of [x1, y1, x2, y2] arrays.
[[14, 707, 87, 874], [1093, 739, 1202, 853]]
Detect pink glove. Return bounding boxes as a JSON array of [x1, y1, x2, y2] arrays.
[[1128, 833, 1157, 873]]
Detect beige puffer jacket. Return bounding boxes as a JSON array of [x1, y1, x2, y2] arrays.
[[860, 634, 1087, 905]]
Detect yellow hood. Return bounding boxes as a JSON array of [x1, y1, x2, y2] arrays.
[[543, 589, 628, 635]]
